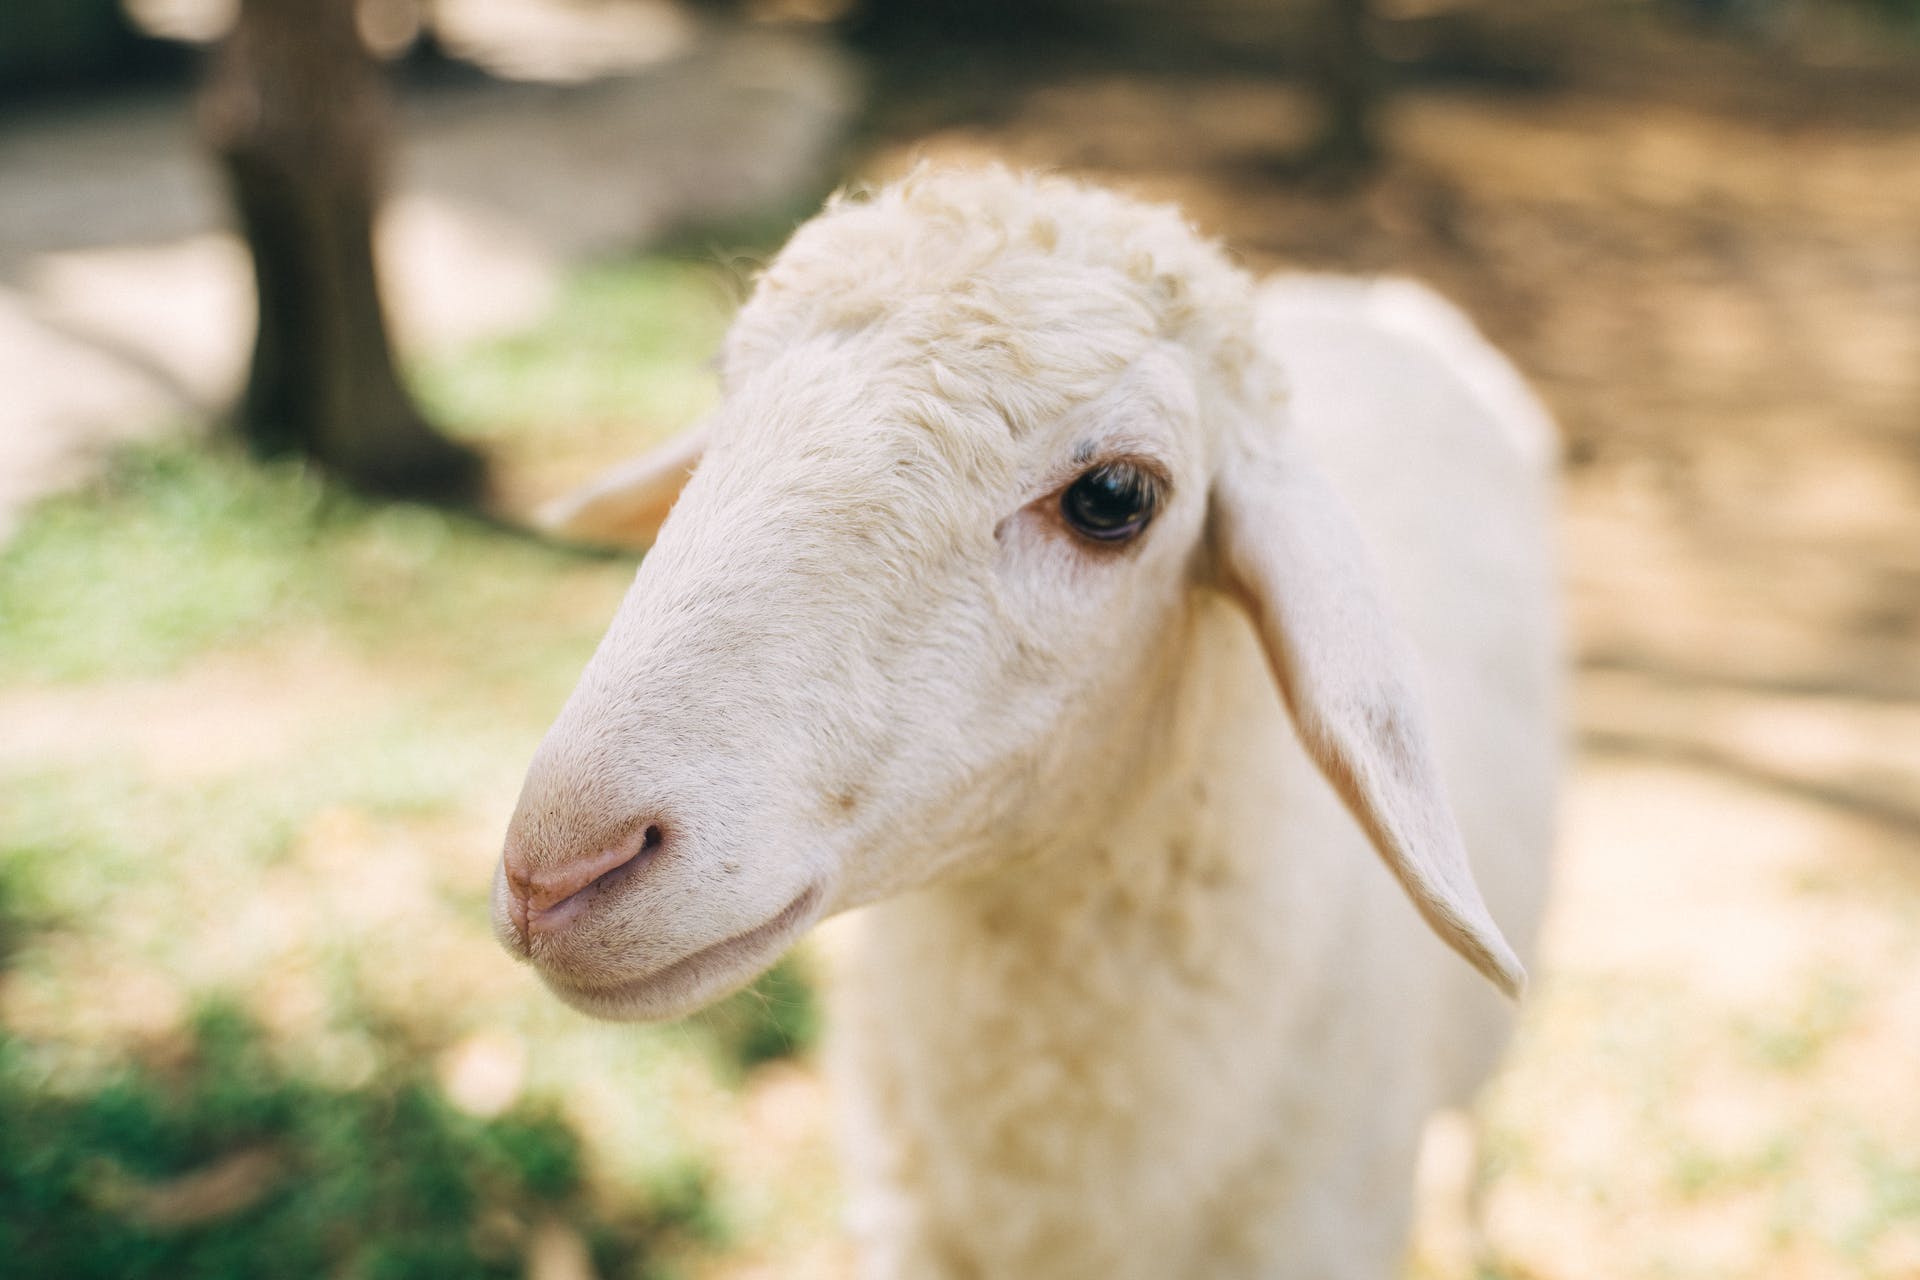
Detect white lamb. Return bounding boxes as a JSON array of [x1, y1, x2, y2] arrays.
[[494, 167, 1559, 1279]]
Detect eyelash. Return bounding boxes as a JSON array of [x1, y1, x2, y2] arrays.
[[1058, 459, 1163, 545]]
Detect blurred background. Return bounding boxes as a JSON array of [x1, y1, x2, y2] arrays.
[[2, 0, 1918, 1276]]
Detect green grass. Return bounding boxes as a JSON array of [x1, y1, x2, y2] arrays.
[[0, 250, 824, 1275], [0, 444, 336, 681], [0, 1001, 716, 1280], [1846, 1141, 1920, 1265], [698, 957, 822, 1082], [0, 441, 633, 687], [1667, 1135, 1796, 1200], [416, 257, 737, 441], [1738, 974, 1864, 1075], [0, 254, 742, 687]]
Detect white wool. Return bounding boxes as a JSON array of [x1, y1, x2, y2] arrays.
[[499, 167, 1560, 1279]]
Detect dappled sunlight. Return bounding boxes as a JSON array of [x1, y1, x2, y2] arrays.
[[0, 432, 824, 1272], [4, 0, 1920, 1274]]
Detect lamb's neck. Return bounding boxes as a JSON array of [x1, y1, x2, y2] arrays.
[[857, 594, 1330, 1016], [830, 595, 1350, 1275], [991, 599, 1273, 900]]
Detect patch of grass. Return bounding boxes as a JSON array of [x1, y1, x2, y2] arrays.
[[0, 444, 332, 681], [0, 438, 628, 688], [1739, 975, 1864, 1074], [1843, 1141, 1920, 1265], [1667, 1135, 1796, 1200], [416, 257, 736, 442], [0, 247, 838, 1271], [0, 255, 750, 688], [0, 1002, 713, 1280], [0, 765, 187, 947], [0, 861, 32, 974], [698, 956, 823, 1079]]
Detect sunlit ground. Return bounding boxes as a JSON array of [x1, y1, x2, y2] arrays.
[[4, 6, 1920, 1278], [0, 261, 847, 1279]]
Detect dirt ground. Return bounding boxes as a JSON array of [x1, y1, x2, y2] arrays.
[[5, 5, 1920, 1277]]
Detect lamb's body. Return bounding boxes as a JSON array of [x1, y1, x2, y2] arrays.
[[830, 278, 1558, 1279], [501, 169, 1560, 1280]]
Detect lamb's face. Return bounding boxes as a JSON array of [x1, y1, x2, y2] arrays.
[[496, 171, 1531, 1014], [494, 280, 1231, 1021]]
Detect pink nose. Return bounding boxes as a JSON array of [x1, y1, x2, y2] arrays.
[[504, 822, 663, 945]]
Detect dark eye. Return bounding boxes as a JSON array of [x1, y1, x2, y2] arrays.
[[1061, 462, 1157, 543]]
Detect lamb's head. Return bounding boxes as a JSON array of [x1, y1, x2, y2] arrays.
[[494, 168, 1524, 1020]]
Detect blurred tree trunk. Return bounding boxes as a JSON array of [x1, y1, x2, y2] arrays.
[[1305, 0, 1384, 179], [200, 0, 483, 500]]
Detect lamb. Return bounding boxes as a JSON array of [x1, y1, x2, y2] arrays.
[[494, 167, 1559, 1279]]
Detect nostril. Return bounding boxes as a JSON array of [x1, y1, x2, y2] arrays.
[[512, 819, 667, 939]]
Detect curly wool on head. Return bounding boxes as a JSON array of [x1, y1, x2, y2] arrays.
[[721, 166, 1282, 441]]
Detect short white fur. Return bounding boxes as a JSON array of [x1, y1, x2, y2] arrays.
[[497, 167, 1559, 1278]]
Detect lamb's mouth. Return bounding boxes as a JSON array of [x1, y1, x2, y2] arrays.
[[538, 883, 825, 1021]]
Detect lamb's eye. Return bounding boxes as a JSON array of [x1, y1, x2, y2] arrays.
[[1062, 462, 1157, 543]]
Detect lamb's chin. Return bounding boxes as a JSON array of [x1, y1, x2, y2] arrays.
[[534, 883, 824, 1022]]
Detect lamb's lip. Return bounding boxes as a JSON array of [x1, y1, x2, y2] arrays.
[[538, 882, 825, 1019]]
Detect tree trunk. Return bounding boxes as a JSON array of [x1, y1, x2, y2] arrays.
[[1306, 0, 1384, 180], [201, 0, 483, 501]]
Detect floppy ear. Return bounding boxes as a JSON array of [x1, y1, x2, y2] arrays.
[[1212, 435, 1526, 998], [538, 422, 709, 547]]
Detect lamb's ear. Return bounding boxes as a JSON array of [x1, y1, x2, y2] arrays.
[[1212, 437, 1527, 999], [537, 422, 709, 547]]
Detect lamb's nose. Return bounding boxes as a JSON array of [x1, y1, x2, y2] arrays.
[[504, 822, 664, 945]]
